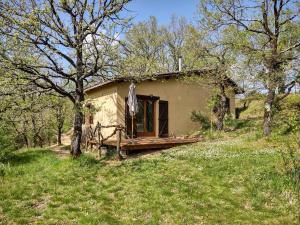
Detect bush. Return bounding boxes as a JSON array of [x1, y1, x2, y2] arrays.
[[0, 148, 13, 163], [224, 118, 254, 130], [74, 154, 99, 167], [278, 139, 300, 185], [0, 127, 16, 163], [191, 111, 211, 130], [273, 94, 300, 134]]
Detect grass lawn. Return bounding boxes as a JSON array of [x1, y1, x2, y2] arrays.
[[0, 133, 299, 224]]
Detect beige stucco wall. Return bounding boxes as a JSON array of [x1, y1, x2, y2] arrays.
[[85, 84, 118, 138], [116, 78, 216, 137], [85, 78, 236, 139]]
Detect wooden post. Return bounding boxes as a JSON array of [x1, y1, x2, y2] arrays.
[[85, 128, 88, 151], [85, 126, 91, 151], [210, 109, 213, 135], [85, 140, 88, 152], [98, 124, 102, 156], [117, 128, 122, 161]]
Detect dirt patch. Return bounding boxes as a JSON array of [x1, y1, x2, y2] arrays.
[[49, 144, 70, 158]]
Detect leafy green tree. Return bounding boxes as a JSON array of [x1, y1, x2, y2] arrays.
[[0, 123, 16, 162], [0, 0, 131, 156], [50, 97, 73, 146], [122, 16, 239, 130], [199, 0, 300, 135], [162, 15, 189, 71], [122, 16, 190, 75], [0, 68, 72, 149], [183, 25, 239, 130], [120, 16, 167, 77]]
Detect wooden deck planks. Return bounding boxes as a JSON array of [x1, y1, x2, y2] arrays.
[[103, 137, 200, 151]]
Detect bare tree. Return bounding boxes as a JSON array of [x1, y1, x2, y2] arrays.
[[0, 79, 56, 148], [0, 0, 131, 156], [183, 25, 239, 130], [53, 101, 65, 146], [162, 16, 188, 71], [199, 0, 300, 136]]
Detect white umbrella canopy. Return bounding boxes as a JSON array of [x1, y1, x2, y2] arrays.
[[127, 82, 139, 138]]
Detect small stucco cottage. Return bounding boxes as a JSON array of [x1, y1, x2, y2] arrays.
[[84, 70, 241, 139]]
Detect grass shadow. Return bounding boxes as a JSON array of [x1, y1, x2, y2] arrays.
[[225, 118, 256, 130], [60, 145, 71, 151], [73, 153, 107, 167], [6, 149, 53, 166]]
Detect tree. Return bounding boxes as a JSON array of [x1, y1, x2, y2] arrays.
[[120, 16, 167, 77], [121, 16, 190, 75], [1, 79, 49, 148], [122, 16, 240, 130], [183, 25, 238, 130], [50, 98, 73, 146], [162, 15, 189, 71], [0, 68, 73, 149], [235, 91, 262, 119], [199, 0, 300, 135], [55, 102, 65, 146], [0, 0, 131, 156]]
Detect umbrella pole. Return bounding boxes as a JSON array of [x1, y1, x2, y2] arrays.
[[131, 115, 134, 139]]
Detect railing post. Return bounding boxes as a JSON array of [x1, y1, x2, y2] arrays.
[[98, 123, 102, 156], [116, 127, 122, 161]]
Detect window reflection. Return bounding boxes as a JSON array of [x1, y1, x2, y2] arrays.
[[136, 100, 144, 132], [146, 100, 153, 132]]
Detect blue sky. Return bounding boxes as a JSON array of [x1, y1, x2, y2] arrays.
[[125, 0, 199, 25]]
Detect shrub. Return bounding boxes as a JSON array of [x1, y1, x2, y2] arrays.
[[224, 118, 254, 130], [191, 111, 211, 130], [0, 127, 16, 163], [273, 94, 300, 134], [0, 148, 13, 163], [279, 139, 300, 185], [74, 154, 98, 167]]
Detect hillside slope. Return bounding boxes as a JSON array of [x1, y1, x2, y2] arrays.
[[0, 133, 299, 224]]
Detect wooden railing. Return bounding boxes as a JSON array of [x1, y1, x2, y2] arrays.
[[84, 122, 126, 160]]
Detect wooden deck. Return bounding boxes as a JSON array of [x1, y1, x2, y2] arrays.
[[103, 137, 201, 151]]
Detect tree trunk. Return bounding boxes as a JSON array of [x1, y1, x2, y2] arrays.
[[32, 116, 37, 148], [216, 103, 226, 130], [47, 134, 51, 146], [71, 36, 84, 157], [235, 102, 249, 119], [22, 120, 29, 148], [23, 134, 29, 148], [263, 89, 275, 136], [55, 103, 64, 146], [215, 85, 228, 131], [71, 79, 84, 157], [38, 135, 43, 148], [235, 110, 241, 119], [71, 101, 83, 157], [57, 127, 62, 146]]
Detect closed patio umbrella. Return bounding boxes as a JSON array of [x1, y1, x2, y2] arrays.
[[127, 82, 138, 139]]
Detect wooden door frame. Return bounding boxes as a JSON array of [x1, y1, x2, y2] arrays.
[[125, 95, 159, 137], [159, 100, 169, 137], [137, 99, 156, 137]]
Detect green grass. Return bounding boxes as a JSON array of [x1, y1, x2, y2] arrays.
[[0, 134, 299, 224]]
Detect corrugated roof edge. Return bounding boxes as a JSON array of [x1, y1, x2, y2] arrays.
[[84, 69, 244, 94]]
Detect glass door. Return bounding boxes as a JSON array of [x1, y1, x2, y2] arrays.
[[135, 98, 155, 136], [136, 100, 145, 133]]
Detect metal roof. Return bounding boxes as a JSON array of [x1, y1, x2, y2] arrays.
[[84, 69, 244, 94]]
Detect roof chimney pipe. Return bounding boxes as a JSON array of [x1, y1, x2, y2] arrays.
[[178, 56, 182, 72]]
